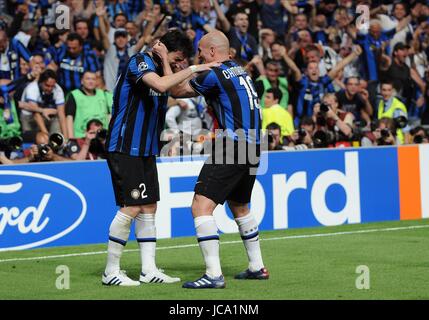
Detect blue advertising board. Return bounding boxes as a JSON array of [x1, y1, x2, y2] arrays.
[[0, 147, 403, 251]]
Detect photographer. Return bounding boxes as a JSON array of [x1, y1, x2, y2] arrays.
[[266, 122, 284, 151], [312, 93, 355, 148], [63, 119, 107, 160], [285, 116, 316, 149], [361, 118, 398, 147], [19, 69, 67, 139], [409, 126, 429, 145], [0, 131, 69, 164]]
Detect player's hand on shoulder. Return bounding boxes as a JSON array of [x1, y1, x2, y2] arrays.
[[194, 61, 221, 72]]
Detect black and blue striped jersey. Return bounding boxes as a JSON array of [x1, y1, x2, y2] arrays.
[[55, 45, 100, 93], [106, 52, 168, 157], [0, 38, 31, 81], [190, 60, 261, 144]]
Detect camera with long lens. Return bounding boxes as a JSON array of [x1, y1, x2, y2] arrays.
[[376, 128, 393, 146], [89, 129, 108, 158], [0, 136, 23, 158], [295, 128, 307, 144], [267, 132, 273, 144], [312, 130, 335, 148], [380, 128, 390, 139], [394, 116, 408, 129], [36, 133, 65, 161], [410, 126, 428, 144], [414, 135, 424, 144], [351, 119, 369, 140], [319, 102, 330, 114]]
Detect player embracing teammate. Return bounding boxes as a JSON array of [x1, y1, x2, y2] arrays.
[[156, 30, 269, 289], [103, 29, 268, 289]]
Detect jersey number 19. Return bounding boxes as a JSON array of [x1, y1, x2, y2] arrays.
[[239, 75, 261, 111]]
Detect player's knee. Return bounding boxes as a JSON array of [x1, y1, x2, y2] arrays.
[[192, 194, 216, 216], [228, 201, 249, 218], [120, 206, 141, 218], [140, 203, 157, 214]]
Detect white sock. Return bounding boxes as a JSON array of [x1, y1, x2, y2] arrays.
[[135, 213, 157, 275], [235, 212, 264, 272], [105, 210, 133, 275], [194, 215, 222, 278]]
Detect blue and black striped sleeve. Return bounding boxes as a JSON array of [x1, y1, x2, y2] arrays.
[[13, 38, 31, 62], [189, 70, 217, 96], [128, 54, 157, 83], [86, 52, 100, 72], [54, 44, 66, 64]]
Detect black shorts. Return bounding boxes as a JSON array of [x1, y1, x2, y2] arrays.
[[106, 152, 160, 206], [194, 143, 259, 205]]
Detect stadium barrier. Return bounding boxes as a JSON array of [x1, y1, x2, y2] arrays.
[[0, 145, 428, 251]]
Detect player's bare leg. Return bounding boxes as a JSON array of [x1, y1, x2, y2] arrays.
[[182, 194, 225, 289], [136, 203, 180, 284], [228, 200, 269, 280]]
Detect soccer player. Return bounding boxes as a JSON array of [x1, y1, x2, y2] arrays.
[[102, 29, 217, 286], [156, 30, 269, 289]]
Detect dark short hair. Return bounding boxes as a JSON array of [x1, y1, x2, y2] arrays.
[[159, 29, 193, 59], [31, 53, 45, 61], [86, 119, 103, 131], [300, 116, 315, 127], [81, 70, 96, 79], [265, 59, 280, 68], [345, 76, 361, 84], [266, 122, 281, 131], [381, 80, 394, 88], [73, 18, 89, 30], [67, 33, 84, 46], [114, 13, 128, 22], [305, 44, 320, 54], [270, 40, 285, 49], [266, 88, 282, 102], [38, 69, 57, 84]]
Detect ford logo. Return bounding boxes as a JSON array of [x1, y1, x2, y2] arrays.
[[0, 170, 87, 251]]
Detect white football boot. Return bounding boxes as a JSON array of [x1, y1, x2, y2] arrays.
[[139, 269, 181, 284], [102, 270, 141, 286]]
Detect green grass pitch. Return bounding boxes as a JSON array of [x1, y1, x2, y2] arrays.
[[0, 219, 428, 300]]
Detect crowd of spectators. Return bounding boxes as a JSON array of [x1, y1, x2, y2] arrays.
[[1, 0, 429, 164]]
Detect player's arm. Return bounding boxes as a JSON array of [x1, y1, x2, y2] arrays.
[[171, 81, 201, 98], [140, 41, 217, 94], [140, 63, 215, 94], [150, 42, 199, 97]]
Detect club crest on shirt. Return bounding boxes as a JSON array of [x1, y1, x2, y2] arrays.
[[138, 62, 149, 72]]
